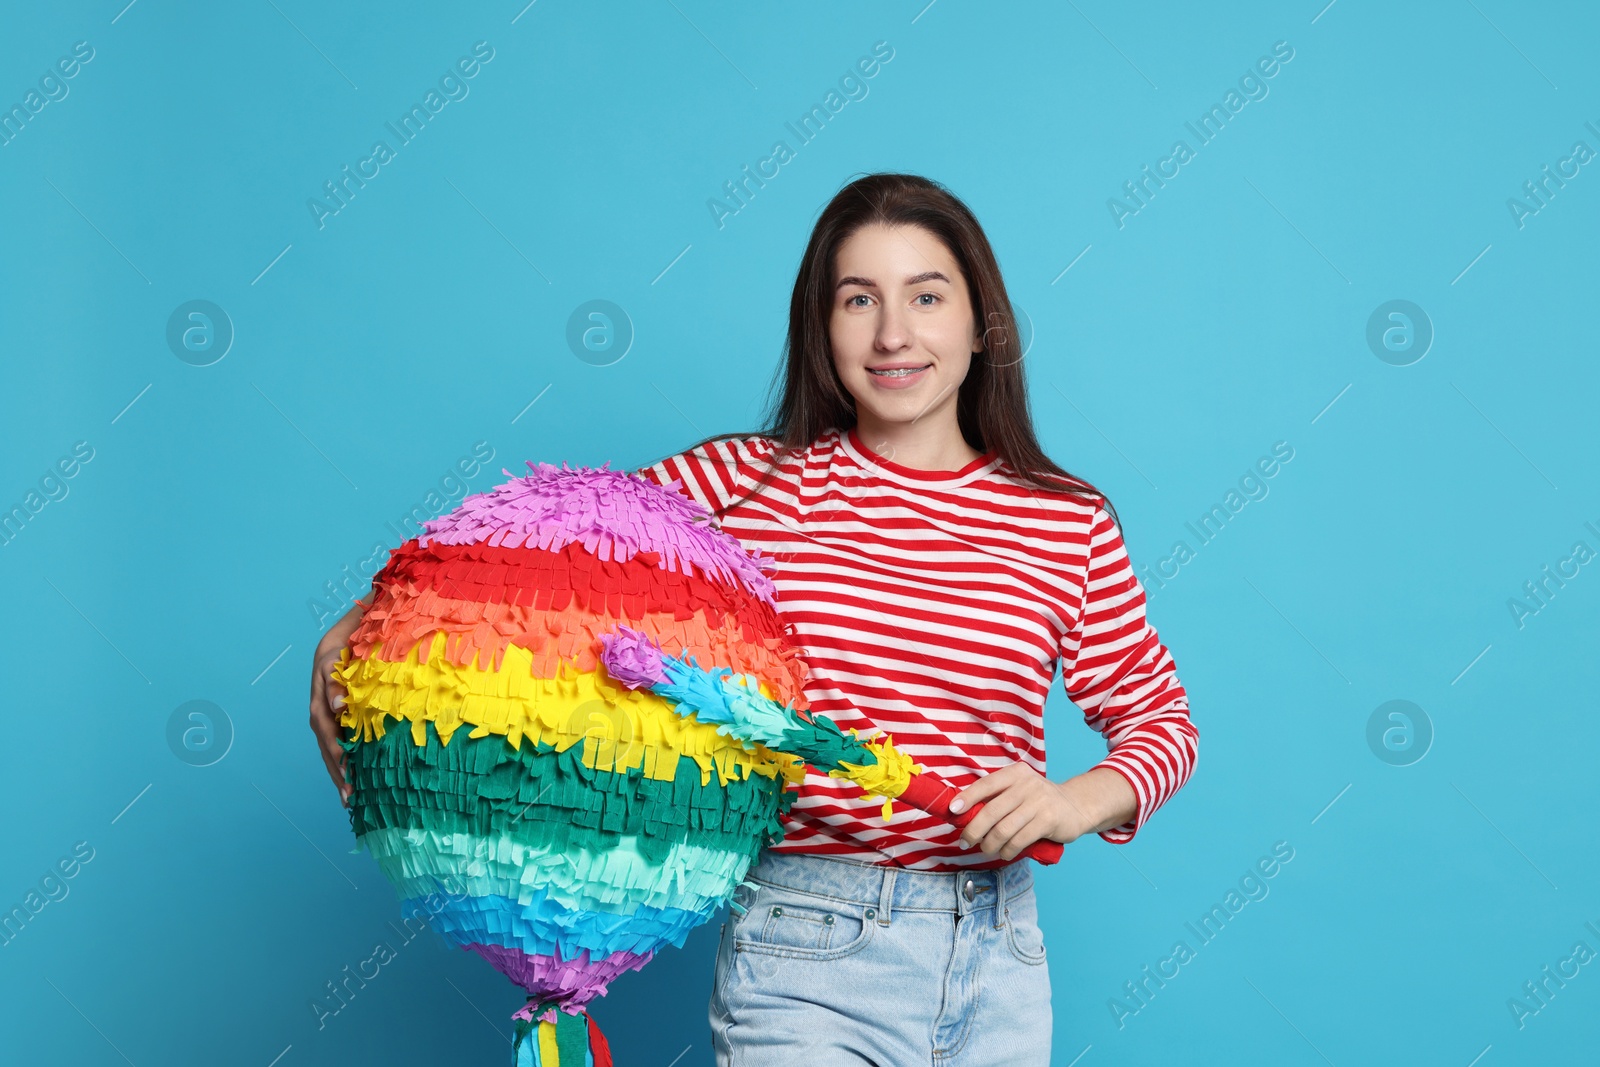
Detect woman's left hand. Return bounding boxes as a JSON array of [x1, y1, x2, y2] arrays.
[[949, 764, 1131, 861]]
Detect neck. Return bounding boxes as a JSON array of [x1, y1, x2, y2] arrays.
[[851, 414, 984, 471]]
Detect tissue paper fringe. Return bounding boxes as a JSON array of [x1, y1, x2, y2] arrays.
[[415, 886, 719, 962], [420, 463, 779, 606], [363, 826, 750, 916], [334, 637, 805, 787], [473, 941, 650, 1014], [368, 537, 781, 630], [346, 716, 785, 1005], [344, 719, 796, 866], [600, 625, 921, 817], [361, 595, 806, 708], [831, 741, 922, 822], [347, 540, 809, 708]]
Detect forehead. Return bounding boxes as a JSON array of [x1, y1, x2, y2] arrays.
[[834, 223, 962, 285]]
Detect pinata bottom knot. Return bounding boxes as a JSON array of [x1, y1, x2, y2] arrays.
[[511, 1004, 613, 1067]]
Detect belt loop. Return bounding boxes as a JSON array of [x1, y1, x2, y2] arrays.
[[876, 868, 895, 926], [994, 865, 1012, 930], [1013, 862, 1030, 906]]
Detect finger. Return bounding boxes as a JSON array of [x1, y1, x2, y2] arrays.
[[314, 658, 349, 720], [987, 803, 1053, 860], [979, 790, 1056, 857], [950, 764, 1023, 815], [309, 648, 354, 806], [996, 813, 1054, 862], [309, 681, 353, 806], [309, 711, 350, 801], [330, 746, 351, 806], [310, 720, 347, 797], [323, 748, 352, 806], [959, 787, 1024, 849], [979, 801, 1041, 857]]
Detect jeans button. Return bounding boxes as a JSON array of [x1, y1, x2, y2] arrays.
[[963, 878, 975, 903]]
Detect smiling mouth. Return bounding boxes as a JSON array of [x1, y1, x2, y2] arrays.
[[868, 363, 932, 378]]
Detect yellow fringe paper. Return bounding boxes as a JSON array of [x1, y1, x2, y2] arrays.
[[827, 735, 923, 822], [334, 635, 802, 788]]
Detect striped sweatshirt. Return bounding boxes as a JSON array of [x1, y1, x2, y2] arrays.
[[636, 425, 1197, 871]]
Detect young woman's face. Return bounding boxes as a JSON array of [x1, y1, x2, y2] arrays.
[[829, 222, 982, 434]]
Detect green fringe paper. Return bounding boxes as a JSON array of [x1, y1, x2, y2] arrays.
[[343, 721, 796, 868]]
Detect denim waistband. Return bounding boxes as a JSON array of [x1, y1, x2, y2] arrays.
[[745, 850, 1034, 918]]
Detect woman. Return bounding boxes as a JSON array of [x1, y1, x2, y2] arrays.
[[309, 172, 1198, 1065]]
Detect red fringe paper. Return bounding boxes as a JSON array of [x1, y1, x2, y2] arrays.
[[376, 540, 782, 630], [348, 539, 813, 710]]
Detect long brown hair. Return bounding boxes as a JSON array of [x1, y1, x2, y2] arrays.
[[644, 171, 1118, 527]]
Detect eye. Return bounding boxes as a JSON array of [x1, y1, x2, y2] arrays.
[[915, 292, 940, 306], [846, 293, 872, 308]]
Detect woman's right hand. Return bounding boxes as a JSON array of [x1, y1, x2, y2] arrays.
[[309, 598, 369, 807]]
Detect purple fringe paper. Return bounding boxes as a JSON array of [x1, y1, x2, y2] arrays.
[[596, 626, 667, 689], [466, 942, 654, 1009], [421, 462, 778, 608]]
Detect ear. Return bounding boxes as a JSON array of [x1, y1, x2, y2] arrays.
[[975, 308, 1006, 354]]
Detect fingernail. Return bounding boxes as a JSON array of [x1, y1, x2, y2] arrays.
[[959, 840, 970, 849], [949, 799, 964, 813]]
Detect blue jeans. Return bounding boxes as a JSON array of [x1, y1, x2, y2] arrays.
[[709, 851, 1052, 1066]]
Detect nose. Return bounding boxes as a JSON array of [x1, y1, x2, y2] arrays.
[[874, 302, 910, 352]]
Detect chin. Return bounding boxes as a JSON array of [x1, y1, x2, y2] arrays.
[[857, 399, 928, 425]]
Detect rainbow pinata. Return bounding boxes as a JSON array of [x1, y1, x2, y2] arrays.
[[331, 462, 822, 1065]]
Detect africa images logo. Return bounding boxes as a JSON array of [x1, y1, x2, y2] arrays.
[[1106, 40, 1295, 229], [307, 42, 496, 230]]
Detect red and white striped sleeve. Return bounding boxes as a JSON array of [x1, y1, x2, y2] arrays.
[[633, 435, 776, 517], [1060, 503, 1199, 844]]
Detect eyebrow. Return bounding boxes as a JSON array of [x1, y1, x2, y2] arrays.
[[835, 270, 951, 290]]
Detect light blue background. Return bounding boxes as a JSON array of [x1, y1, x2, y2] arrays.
[[2, 2, 1596, 1064]]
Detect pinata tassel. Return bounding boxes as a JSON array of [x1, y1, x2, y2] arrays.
[[511, 1007, 611, 1067]]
